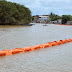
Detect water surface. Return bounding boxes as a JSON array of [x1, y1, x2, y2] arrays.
[[0, 24, 72, 72]]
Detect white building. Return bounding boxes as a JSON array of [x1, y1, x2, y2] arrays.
[[39, 15, 50, 23], [57, 19, 62, 24], [33, 15, 51, 23]]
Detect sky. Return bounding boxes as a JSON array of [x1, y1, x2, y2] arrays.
[[7, 0, 72, 16]]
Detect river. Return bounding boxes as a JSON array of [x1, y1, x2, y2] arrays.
[[0, 24, 72, 72]]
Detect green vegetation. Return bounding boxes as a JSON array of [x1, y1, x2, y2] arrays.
[[49, 12, 72, 24], [32, 16, 34, 21], [0, 1, 31, 25], [62, 15, 72, 24], [49, 12, 61, 21]]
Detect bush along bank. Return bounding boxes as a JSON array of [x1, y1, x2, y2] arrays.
[[0, 1, 32, 25]]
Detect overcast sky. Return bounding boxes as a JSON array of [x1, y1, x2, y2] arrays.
[[7, 0, 72, 16]]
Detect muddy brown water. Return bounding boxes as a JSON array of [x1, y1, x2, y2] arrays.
[[0, 24, 72, 72]]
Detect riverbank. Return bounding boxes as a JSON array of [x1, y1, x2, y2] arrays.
[[0, 23, 32, 25], [56, 24, 72, 26], [31, 23, 72, 26]]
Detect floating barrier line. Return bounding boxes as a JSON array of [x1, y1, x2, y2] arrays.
[[0, 38, 72, 57], [56, 24, 72, 26]]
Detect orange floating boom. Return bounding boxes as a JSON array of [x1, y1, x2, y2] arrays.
[[0, 38, 72, 57]]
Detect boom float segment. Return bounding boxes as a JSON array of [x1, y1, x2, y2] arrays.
[[0, 38, 72, 57]]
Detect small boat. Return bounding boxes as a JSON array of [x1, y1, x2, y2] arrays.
[[43, 24, 48, 26]]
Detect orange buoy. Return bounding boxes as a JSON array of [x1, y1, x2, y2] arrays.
[[11, 49, 21, 54], [53, 41, 59, 45], [64, 39, 69, 43], [70, 38, 72, 41], [0, 38, 72, 57], [3, 49, 12, 56], [39, 44, 44, 48], [23, 47, 32, 52], [50, 42, 57, 46], [15, 48, 24, 52], [0, 51, 6, 56], [59, 40, 64, 44], [67, 39, 71, 42], [45, 42, 53, 47], [42, 44, 49, 48], [62, 40, 66, 43], [57, 40, 64, 45], [32, 45, 41, 50]]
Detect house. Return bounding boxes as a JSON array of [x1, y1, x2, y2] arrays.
[[67, 21, 72, 25], [33, 15, 51, 23], [33, 15, 39, 23], [39, 15, 51, 23], [57, 19, 62, 24]]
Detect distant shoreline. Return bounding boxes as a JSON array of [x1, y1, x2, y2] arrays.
[[0, 23, 35, 26], [0, 23, 72, 26]]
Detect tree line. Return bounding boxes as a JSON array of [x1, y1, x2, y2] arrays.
[[32, 12, 72, 24], [49, 12, 72, 24], [0, 0, 32, 25]]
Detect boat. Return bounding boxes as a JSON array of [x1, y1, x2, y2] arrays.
[[43, 24, 48, 26]]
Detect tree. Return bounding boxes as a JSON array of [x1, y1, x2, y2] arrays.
[[32, 16, 34, 21], [49, 12, 55, 21], [49, 12, 61, 21], [0, 1, 32, 25], [62, 15, 72, 24]]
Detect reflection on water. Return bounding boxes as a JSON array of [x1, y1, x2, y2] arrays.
[[0, 24, 72, 72]]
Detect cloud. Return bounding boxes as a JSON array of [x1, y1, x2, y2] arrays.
[[7, 0, 72, 15]]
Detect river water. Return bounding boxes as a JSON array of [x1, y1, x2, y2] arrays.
[[0, 24, 72, 72]]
